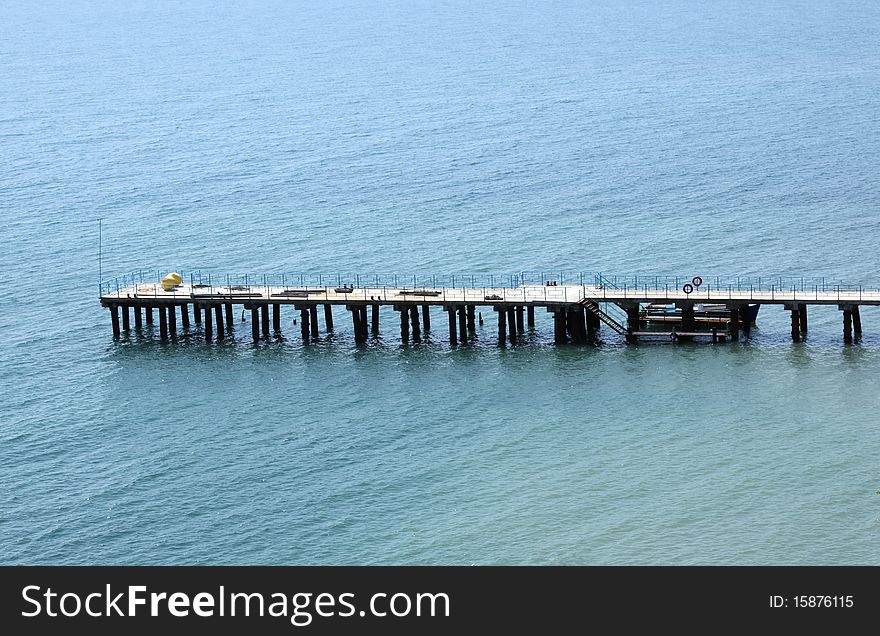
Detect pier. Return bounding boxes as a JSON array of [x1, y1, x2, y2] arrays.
[[99, 272, 879, 345]]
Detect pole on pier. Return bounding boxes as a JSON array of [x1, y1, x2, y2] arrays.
[[261, 304, 270, 337], [158, 305, 168, 340], [496, 307, 506, 344], [169, 305, 177, 339], [225, 303, 234, 328], [790, 307, 801, 342], [399, 307, 409, 343], [251, 306, 260, 342], [422, 304, 431, 331], [507, 306, 517, 343], [527, 306, 535, 328], [371, 303, 379, 334], [410, 306, 421, 339], [309, 305, 319, 338], [145, 305, 154, 325], [134, 305, 143, 330], [853, 305, 862, 336], [181, 303, 189, 330], [111, 305, 121, 339], [447, 307, 457, 344], [467, 305, 476, 332], [301, 308, 310, 341], [516, 306, 525, 333], [843, 308, 853, 344], [324, 304, 334, 331], [458, 306, 468, 343], [799, 304, 808, 334], [204, 304, 213, 342], [214, 304, 224, 339]]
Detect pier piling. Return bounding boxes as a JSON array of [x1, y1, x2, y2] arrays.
[[422, 304, 431, 331], [371, 303, 379, 334], [146, 306, 154, 325], [169, 305, 177, 338], [273, 304, 282, 333], [516, 306, 525, 333], [301, 308, 310, 341], [111, 305, 121, 338], [214, 304, 224, 339], [458, 306, 468, 343], [853, 306, 862, 336], [204, 304, 212, 342], [447, 307, 457, 344], [225, 303, 234, 328], [324, 304, 334, 331], [410, 306, 421, 339], [790, 308, 801, 342], [261, 305, 270, 337], [497, 307, 506, 344], [134, 305, 143, 330], [467, 305, 476, 332], [843, 308, 853, 343], [527, 306, 535, 328], [799, 304, 808, 334], [192, 304, 199, 325], [507, 306, 517, 343], [400, 307, 409, 343], [309, 305, 319, 338], [121, 305, 130, 331], [251, 306, 259, 342], [181, 303, 189, 330], [159, 305, 168, 340], [728, 307, 740, 340]]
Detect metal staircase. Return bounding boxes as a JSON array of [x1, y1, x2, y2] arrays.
[[577, 274, 629, 335]]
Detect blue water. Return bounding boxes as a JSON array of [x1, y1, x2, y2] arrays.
[[2, 0, 880, 564]]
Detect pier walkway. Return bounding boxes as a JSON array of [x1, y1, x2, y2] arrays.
[[99, 272, 879, 345]]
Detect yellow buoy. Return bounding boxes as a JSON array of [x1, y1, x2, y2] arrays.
[[161, 272, 182, 291], [167, 272, 182, 285]]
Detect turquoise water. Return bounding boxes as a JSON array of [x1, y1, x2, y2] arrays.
[[2, 0, 880, 564]]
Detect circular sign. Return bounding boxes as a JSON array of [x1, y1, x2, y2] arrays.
[[683, 283, 694, 294]]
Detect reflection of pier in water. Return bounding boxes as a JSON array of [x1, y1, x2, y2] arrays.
[[99, 272, 876, 345]]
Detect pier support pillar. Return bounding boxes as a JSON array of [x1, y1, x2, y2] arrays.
[[853, 306, 862, 336], [134, 305, 143, 330], [225, 303, 234, 328], [496, 307, 506, 344], [458, 306, 468, 343], [169, 305, 177, 339], [843, 308, 853, 344], [527, 306, 535, 328], [371, 303, 379, 334], [728, 307, 740, 340], [422, 304, 431, 331], [159, 305, 168, 340], [273, 304, 281, 333], [310, 305, 319, 338], [552, 309, 567, 344], [214, 304, 224, 339], [467, 305, 476, 332], [261, 305, 270, 337], [399, 307, 409, 343], [145, 306, 154, 325], [251, 306, 260, 342], [359, 306, 369, 339], [203, 305, 212, 342], [410, 306, 421, 339], [111, 305, 121, 339], [192, 304, 199, 325], [301, 308, 311, 342], [324, 304, 334, 331], [447, 307, 457, 344], [626, 306, 640, 333], [799, 304, 808, 334], [181, 303, 189, 330], [121, 305, 130, 331], [679, 303, 695, 332], [516, 306, 525, 333], [790, 308, 801, 342], [507, 306, 517, 343]]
